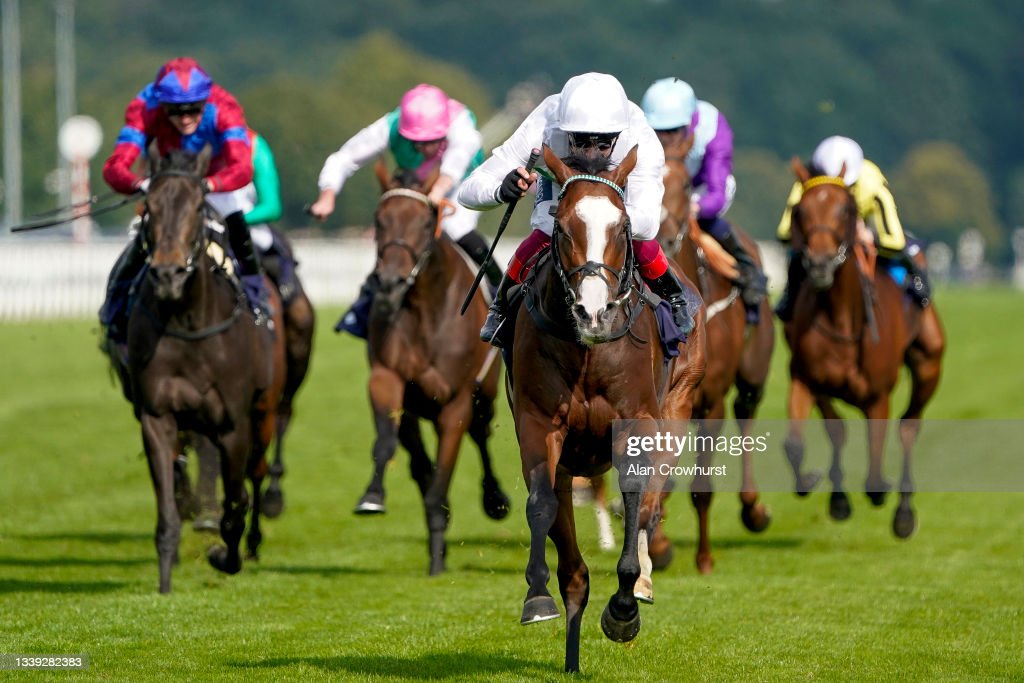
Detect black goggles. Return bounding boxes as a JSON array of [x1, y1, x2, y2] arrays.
[[568, 132, 619, 152], [163, 101, 206, 117]]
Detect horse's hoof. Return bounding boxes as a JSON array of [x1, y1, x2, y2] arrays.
[[696, 553, 714, 575], [633, 576, 654, 604], [520, 595, 560, 625], [796, 470, 823, 496], [207, 545, 241, 575], [482, 482, 511, 521], [601, 603, 641, 643], [354, 491, 386, 515], [866, 490, 888, 507], [829, 492, 852, 521], [262, 487, 284, 519], [741, 502, 772, 533], [192, 512, 220, 533], [892, 505, 916, 539]]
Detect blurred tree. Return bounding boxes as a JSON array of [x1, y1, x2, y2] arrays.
[[730, 147, 794, 241]]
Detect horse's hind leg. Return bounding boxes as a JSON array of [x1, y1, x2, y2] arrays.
[[141, 414, 183, 594], [193, 435, 221, 533], [468, 386, 511, 520], [785, 376, 823, 495], [894, 310, 945, 538], [735, 309, 774, 532], [261, 404, 289, 519], [550, 477, 589, 674], [689, 419, 716, 575], [817, 398, 851, 521], [398, 413, 433, 497], [208, 430, 250, 576]]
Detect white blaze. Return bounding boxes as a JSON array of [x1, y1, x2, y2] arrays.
[[574, 195, 622, 318]]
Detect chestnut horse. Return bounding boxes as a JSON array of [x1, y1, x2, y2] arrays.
[[354, 162, 511, 575], [122, 145, 286, 592], [509, 145, 704, 673], [656, 134, 775, 572], [782, 159, 945, 537]]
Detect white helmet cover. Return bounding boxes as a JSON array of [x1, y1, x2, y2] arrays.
[[811, 135, 864, 185], [557, 72, 631, 134], [641, 77, 696, 130]]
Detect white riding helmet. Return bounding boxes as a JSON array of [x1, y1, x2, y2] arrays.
[[557, 72, 630, 134], [811, 135, 864, 185], [641, 77, 696, 130]]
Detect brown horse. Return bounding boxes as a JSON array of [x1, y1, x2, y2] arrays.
[[509, 144, 704, 673], [655, 134, 776, 572], [354, 162, 511, 575], [122, 145, 286, 592], [187, 227, 316, 528], [782, 158, 945, 537]]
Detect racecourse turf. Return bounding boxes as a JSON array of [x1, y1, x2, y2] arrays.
[[1, 286, 1022, 681]]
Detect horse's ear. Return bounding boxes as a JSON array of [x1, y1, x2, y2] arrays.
[[791, 155, 810, 183], [838, 162, 847, 182], [195, 144, 213, 177], [611, 145, 638, 188], [373, 158, 392, 192], [543, 144, 572, 186], [147, 139, 162, 175]]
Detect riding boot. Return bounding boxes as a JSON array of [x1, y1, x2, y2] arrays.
[[903, 251, 932, 308], [456, 230, 504, 292], [480, 274, 515, 348], [646, 268, 692, 334], [225, 211, 271, 325], [99, 231, 148, 344], [335, 272, 380, 338], [774, 251, 805, 323], [717, 229, 768, 310]]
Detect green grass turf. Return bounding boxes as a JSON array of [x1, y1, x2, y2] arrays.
[[0, 286, 1022, 681]]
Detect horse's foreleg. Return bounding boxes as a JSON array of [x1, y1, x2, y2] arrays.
[[262, 399, 291, 519], [817, 398, 851, 521], [591, 475, 616, 551], [864, 398, 892, 507], [398, 413, 433, 497], [689, 421, 716, 575], [734, 375, 771, 532], [141, 413, 182, 594], [468, 389, 511, 520], [550, 478, 589, 674], [785, 376, 822, 495], [246, 409, 274, 560], [601, 481, 642, 644], [422, 395, 475, 575], [358, 367, 404, 514], [521, 459, 561, 625], [208, 429, 249, 576]]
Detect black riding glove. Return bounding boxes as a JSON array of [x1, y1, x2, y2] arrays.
[[496, 169, 528, 204]]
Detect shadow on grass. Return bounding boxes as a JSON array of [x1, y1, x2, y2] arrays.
[[669, 535, 805, 550], [230, 651, 563, 681], [13, 531, 150, 544], [255, 564, 378, 578], [0, 555, 149, 567], [0, 578, 126, 594]]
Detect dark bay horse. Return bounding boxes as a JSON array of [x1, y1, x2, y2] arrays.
[[509, 144, 705, 673], [122, 145, 286, 592], [355, 161, 511, 575], [655, 134, 776, 573], [782, 158, 945, 537]]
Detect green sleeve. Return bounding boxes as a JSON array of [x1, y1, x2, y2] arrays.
[[244, 134, 283, 225]]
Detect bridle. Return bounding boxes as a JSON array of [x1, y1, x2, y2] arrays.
[[373, 188, 449, 301], [141, 169, 208, 276], [797, 175, 855, 277]]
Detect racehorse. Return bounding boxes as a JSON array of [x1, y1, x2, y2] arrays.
[[782, 158, 945, 537], [509, 144, 704, 672], [655, 133, 775, 573], [187, 226, 316, 527], [121, 144, 286, 592], [354, 161, 511, 575]]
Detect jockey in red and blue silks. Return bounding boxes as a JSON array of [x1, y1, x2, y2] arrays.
[[641, 77, 768, 321], [99, 57, 269, 347]]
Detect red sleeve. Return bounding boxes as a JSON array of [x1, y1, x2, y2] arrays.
[[205, 88, 253, 192], [102, 98, 149, 194]]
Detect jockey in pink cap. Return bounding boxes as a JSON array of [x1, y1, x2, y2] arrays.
[[310, 83, 495, 338]]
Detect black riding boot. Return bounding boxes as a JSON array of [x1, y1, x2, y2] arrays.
[[225, 211, 271, 325], [335, 272, 380, 338], [456, 230, 503, 291], [480, 274, 515, 348], [774, 251, 805, 323], [718, 230, 768, 309], [903, 252, 932, 308], [647, 268, 691, 334], [99, 231, 148, 344]]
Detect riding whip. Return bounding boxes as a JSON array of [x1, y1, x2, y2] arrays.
[[460, 147, 541, 315]]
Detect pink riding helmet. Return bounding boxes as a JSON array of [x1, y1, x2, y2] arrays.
[[398, 84, 451, 141]]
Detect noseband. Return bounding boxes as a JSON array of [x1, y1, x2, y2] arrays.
[[142, 169, 209, 275]]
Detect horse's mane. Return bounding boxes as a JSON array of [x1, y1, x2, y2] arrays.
[[156, 148, 202, 174], [560, 151, 616, 176], [392, 167, 423, 190]]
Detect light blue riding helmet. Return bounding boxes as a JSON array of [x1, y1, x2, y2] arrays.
[[641, 77, 697, 130]]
